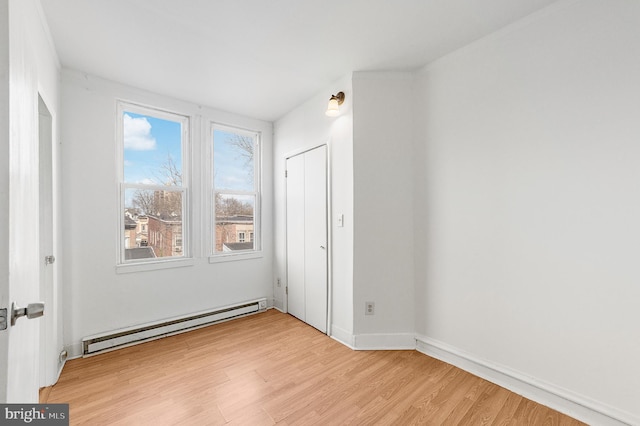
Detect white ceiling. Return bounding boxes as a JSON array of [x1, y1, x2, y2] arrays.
[[40, 0, 559, 122]]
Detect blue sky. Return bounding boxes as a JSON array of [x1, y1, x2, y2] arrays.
[[123, 112, 182, 185], [213, 129, 254, 192], [123, 111, 254, 191]]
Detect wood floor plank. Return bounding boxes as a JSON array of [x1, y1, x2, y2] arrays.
[[42, 310, 585, 425], [411, 367, 479, 424], [492, 392, 525, 426], [457, 383, 513, 425]]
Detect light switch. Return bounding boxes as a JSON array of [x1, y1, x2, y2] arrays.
[[337, 214, 344, 227]]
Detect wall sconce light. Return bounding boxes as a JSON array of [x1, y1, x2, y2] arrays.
[[325, 92, 345, 117]]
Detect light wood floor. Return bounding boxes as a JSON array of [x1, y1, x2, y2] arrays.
[[41, 309, 584, 425]]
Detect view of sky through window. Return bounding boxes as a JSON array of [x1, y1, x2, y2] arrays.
[[123, 114, 255, 192], [123, 112, 182, 185], [213, 127, 258, 253], [213, 129, 255, 192]]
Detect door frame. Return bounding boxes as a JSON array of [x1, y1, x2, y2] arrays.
[[38, 94, 62, 388], [284, 141, 332, 335]]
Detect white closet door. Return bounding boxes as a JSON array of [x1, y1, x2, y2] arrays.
[[286, 153, 306, 322], [285, 145, 328, 333], [303, 146, 327, 333]]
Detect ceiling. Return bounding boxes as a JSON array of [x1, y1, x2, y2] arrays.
[[40, 0, 559, 122]]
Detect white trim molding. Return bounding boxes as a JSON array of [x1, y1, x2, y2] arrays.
[[354, 333, 416, 351], [415, 335, 637, 426], [330, 328, 416, 351], [330, 325, 355, 349]]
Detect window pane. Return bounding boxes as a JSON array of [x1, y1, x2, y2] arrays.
[[213, 128, 255, 191], [215, 194, 254, 252], [124, 188, 183, 260], [124, 112, 182, 186]]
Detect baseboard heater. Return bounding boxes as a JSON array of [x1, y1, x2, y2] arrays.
[[82, 298, 267, 356]]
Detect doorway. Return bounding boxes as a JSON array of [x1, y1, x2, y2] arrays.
[[285, 145, 328, 333], [38, 95, 59, 388]]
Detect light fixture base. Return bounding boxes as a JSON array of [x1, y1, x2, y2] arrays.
[[332, 92, 345, 105]]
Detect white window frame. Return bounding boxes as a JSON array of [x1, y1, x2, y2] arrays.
[[116, 101, 192, 270], [210, 123, 261, 261]]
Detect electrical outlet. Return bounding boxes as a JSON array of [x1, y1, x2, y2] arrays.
[[365, 301, 375, 315]]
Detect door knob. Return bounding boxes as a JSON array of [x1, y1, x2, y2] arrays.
[[11, 302, 45, 326]]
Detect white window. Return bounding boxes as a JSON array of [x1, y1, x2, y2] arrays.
[[118, 102, 189, 264], [212, 124, 260, 255]]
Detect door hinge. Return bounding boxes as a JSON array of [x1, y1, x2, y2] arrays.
[[285, 170, 288, 178], [285, 286, 288, 295], [0, 308, 7, 331]]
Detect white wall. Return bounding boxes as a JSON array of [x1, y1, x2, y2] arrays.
[[3, 0, 60, 402], [60, 70, 273, 357], [273, 75, 354, 342], [351, 72, 415, 348], [413, 0, 640, 423]]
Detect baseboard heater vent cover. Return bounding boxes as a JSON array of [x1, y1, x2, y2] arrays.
[[82, 298, 267, 356]]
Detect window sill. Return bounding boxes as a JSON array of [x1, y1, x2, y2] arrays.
[[116, 257, 196, 274], [208, 251, 263, 264]]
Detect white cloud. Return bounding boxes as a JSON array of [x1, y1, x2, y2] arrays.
[[124, 114, 156, 150]]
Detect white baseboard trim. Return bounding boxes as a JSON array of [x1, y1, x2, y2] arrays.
[[354, 333, 416, 350], [415, 335, 637, 426], [330, 325, 355, 349], [271, 297, 283, 312], [64, 342, 83, 360]]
